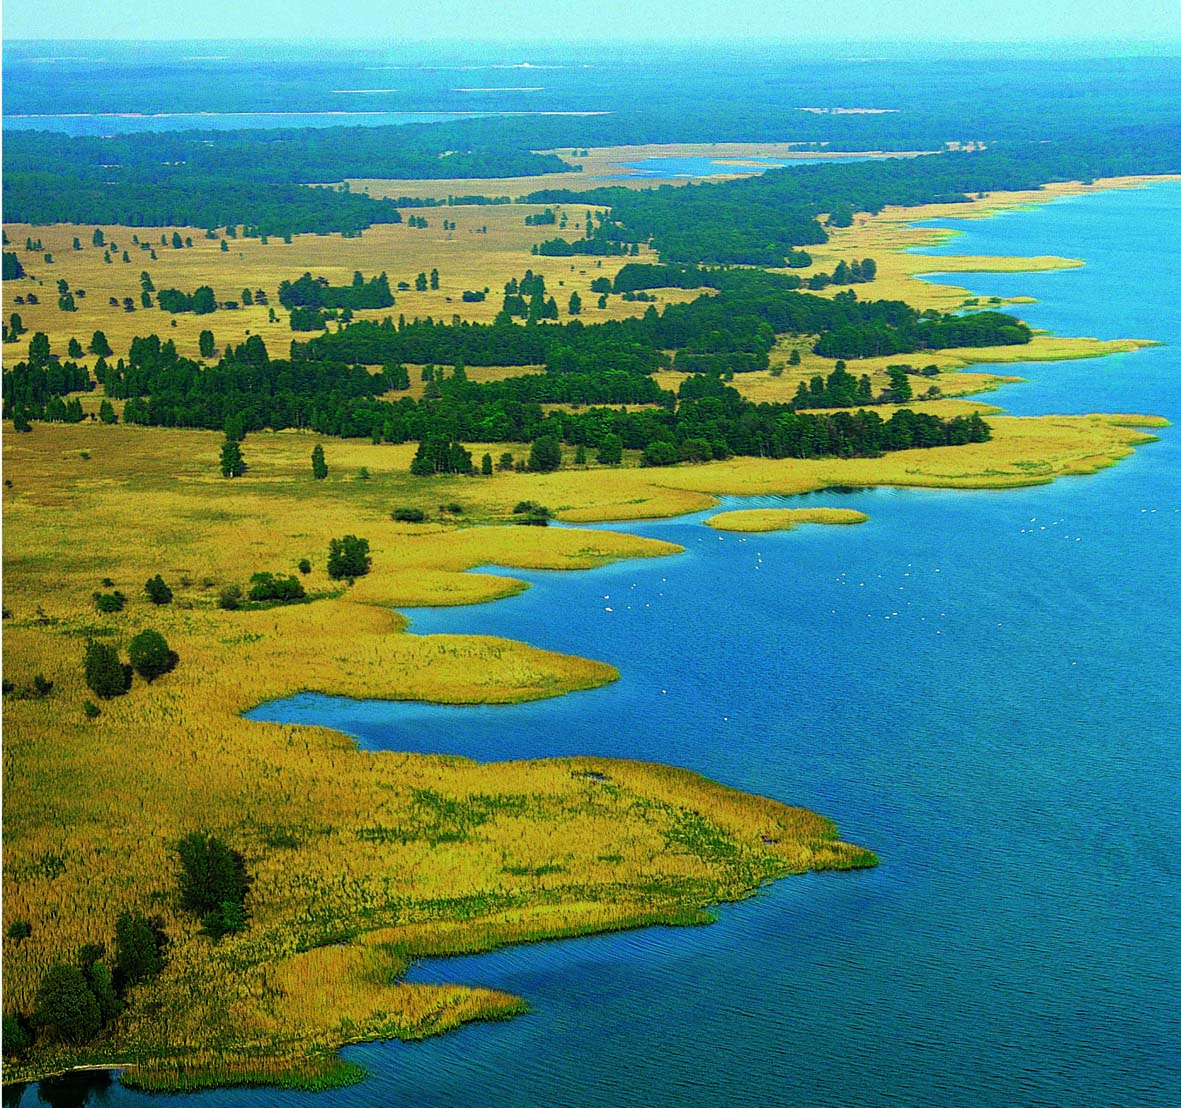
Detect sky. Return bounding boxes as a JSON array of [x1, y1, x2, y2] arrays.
[[3, 0, 1180, 46]]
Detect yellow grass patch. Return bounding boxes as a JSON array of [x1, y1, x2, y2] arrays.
[[2, 209, 684, 366], [706, 508, 869, 532], [2, 418, 878, 1086]]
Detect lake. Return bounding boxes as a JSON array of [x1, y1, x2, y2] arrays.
[[593, 154, 883, 180], [15, 182, 1181, 1107]]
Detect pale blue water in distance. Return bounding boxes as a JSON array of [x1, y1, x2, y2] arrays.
[[0, 112, 503, 136], [15, 183, 1181, 1107], [593, 154, 880, 179]]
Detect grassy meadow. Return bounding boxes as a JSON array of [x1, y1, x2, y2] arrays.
[[2, 166, 1173, 1087], [706, 508, 869, 532]]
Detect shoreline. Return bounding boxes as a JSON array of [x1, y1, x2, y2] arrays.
[[2, 174, 1172, 1093]]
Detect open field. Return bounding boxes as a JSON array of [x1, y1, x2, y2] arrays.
[[3, 208, 686, 366], [2, 169, 1173, 1087]]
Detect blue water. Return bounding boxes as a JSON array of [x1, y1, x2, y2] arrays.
[[594, 154, 880, 180], [15, 184, 1181, 1107], [0, 112, 504, 136]]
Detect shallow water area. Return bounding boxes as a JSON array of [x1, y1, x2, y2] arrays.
[[594, 153, 881, 179], [18, 187, 1181, 1107]]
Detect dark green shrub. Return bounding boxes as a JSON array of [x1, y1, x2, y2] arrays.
[[327, 535, 370, 580], [128, 629, 176, 682], [176, 833, 251, 941], [113, 912, 167, 993], [33, 963, 102, 1045], [392, 507, 426, 523], [512, 501, 551, 527], [83, 640, 130, 699], [1, 1014, 31, 1057], [145, 574, 173, 605], [6, 920, 32, 943], [297, 558, 312, 575], [247, 572, 306, 603], [83, 699, 101, 719], [218, 584, 242, 610], [94, 590, 126, 613]]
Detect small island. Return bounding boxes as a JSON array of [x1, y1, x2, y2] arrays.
[[706, 507, 869, 532]]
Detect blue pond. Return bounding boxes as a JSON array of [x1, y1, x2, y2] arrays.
[[17, 183, 1181, 1107]]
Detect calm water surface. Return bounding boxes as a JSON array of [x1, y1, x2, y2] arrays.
[[594, 154, 882, 179], [18, 183, 1181, 1107]]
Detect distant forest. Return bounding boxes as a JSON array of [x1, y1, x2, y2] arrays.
[[6, 119, 1181, 243], [1, 127, 572, 235]]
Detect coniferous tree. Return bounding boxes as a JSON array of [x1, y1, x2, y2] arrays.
[[145, 574, 174, 605], [113, 912, 167, 993], [220, 438, 246, 478], [311, 443, 328, 480], [83, 640, 130, 699]]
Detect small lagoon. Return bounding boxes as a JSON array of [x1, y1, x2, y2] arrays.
[[595, 154, 882, 179]]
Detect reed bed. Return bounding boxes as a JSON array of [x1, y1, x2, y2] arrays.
[[4, 173, 1169, 1086]]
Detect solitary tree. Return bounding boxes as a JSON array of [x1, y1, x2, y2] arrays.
[[429, 268, 440, 290], [311, 443, 328, 480], [568, 290, 582, 316], [33, 964, 103, 1045], [886, 366, 913, 403], [112, 912, 167, 993], [28, 332, 51, 368], [219, 439, 246, 478], [528, 435, 562, 473], [89, 330, 113, 357], [145, 574, 173, 605], [198, 330, 215, 359], [92, 228, 105, 247], [83, 640, 130, 699], [130, 628, 175, 680], [175, 832, 251, 940], [191, 286, 216, 315], [481, 452, 493, 476]]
